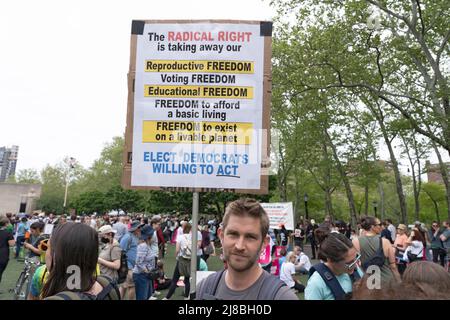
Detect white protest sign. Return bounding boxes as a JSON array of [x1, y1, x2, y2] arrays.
[[124, 20, 272, 193], [261, 202, 294, 231], [44, 223, 54, 235]]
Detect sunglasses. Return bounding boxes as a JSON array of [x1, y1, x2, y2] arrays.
[[343, 253, 361, 269]]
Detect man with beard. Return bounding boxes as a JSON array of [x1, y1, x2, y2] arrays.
[[196, 198, 298, 300]]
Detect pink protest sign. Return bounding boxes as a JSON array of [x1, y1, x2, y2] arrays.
[[258, 244, 271, 265], [274, 246, 286, 258], [271, 258, 280, 276]]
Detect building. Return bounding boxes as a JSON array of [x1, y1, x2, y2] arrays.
[[0, 145, 19, 182], [0, 183, 42, 215], [425, 160, 450, 184]]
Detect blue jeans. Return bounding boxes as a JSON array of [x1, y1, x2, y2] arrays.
[[133, 273, 153, 300], [15, 236, 25, 258]]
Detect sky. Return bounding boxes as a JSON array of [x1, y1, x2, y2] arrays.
[[0, 0, 447, 178], [0, 0, 273, 172]]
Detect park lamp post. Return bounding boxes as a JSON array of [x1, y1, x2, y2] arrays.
[[304, 193, 309, 220], [63, 157, 76, 214], [372, 200, 378, 218]]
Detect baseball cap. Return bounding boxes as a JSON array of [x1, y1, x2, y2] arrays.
[[98, 225, 117, 235], [129, 220, 144, 232], [140, 225, 155, 241]]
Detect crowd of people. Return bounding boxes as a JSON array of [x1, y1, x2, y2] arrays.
[[0, 204, 449, 300], [0, 210, 221, 300]]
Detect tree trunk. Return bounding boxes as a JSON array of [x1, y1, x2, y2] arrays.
[[294, 171, 302, 223], [325, 188, 334, 218], [402, 134, 420, 221], [324, 130, 358, 227], [431, 143, 450, 220], [379, 122, 408, 224], [364, 183, 369, 216], [379, 183, 385, 221]]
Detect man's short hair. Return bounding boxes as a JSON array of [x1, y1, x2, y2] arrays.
[[222, 198, 269, 239]]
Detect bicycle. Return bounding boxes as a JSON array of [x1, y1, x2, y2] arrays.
[[12, 257, 40, 300]]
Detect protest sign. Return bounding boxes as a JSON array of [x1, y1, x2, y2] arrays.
[[122, 20, 272, 194], [261, 202, 294, 230]]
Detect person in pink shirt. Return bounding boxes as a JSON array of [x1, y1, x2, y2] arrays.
[[393, 224, 408, 274]]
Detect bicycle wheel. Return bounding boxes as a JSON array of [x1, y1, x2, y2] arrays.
[[14, 272, 29, 300], [13, 271, 25, 300]]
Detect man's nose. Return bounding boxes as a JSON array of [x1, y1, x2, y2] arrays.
[[234, 236, 245, 250]]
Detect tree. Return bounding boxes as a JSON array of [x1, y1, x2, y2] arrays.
[[422, 182, 447, 223], [72, 191, 107, 214], [15, 169, 41, 184], [271, 0, 450, 155], [105, 185, 142, 213], [37, 164, 66, 213]]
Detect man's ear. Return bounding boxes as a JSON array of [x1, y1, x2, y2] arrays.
[[218, 227, 224, 243], [259, 235, 269, 255]]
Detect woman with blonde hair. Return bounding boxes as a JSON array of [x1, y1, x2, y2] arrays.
[[280, 251, 305, 293]]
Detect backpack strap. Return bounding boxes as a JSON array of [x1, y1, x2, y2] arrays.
[[256, 273, 287, 300], [309, 263, 347, 300], [96, 275, 121, 300], [378, 236, 384, 255], [197, 269, 226, 300], [44, 291, 88, 300], [197, 269, 287, 300]]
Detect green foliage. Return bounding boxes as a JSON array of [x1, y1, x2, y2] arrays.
[[15, 169, 41, 184]]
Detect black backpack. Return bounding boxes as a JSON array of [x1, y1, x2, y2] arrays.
[[44, 275, 121, 300], [361, 236, 385, 270], [117, 236, 133, 284], [196, 269, 287, 300]]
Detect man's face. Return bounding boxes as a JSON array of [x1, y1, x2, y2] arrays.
[[152, 222, 161, 230], [219, 214, 267, 273]]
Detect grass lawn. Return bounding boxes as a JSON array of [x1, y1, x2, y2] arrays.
[[0, 244, 309, 300]]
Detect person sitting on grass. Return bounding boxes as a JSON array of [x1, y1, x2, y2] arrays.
[[280, 252, 305, 293]]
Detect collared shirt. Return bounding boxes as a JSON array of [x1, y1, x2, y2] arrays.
[[120, 232, 139, 269]]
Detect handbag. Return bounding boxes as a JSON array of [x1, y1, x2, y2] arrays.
[[407, 251, 419, 262], [203, 243, 214, 255], [146, 267, 161, 280]]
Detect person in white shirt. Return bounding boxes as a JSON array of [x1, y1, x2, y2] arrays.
[[176, 221, 186, 241], [280, 252, 305, 293], [386, 219, 396, 243], [293, 246, 311, 274], [404, 227, 424, 262]]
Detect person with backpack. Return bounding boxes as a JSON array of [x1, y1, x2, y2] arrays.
[[119, 220, 143, 300], [41, 222, 120, 300], [97, 225, 122, 283], [196, 198, 298, 300], [352, 216, 400, 284], [305, 228, 363, 300]]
